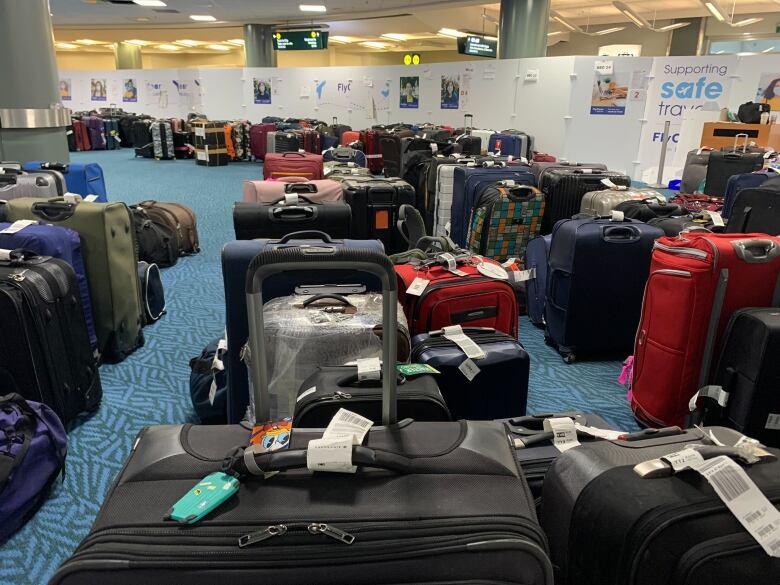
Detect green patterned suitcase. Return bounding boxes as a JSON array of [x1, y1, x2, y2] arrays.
[[467, 182, 545, 262]]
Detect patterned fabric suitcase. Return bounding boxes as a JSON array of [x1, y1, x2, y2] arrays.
[[467, 183, 545, 262], [263, 152, 323, 180], [151, 121, 175, 160], [579, 186, 664, 216]]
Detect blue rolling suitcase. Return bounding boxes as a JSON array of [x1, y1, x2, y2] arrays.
[[722, 168, 778, 218], [525, 235, 551, 327], [410, 327, 530, 420], [450, 164, 535, 246], [23, 161, 107, 202], [545, 216, 664, 362], [488, 131, 534, 160], [221, 231, 384, 423], [322, 146, 367, 167], [0, 222, 97, 352]]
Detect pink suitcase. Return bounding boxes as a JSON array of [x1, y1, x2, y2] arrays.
[[263, 151, 323, 180], [340, 130, 362, 147], [249, 123, 276, 160], [242, 176, 343, 203]]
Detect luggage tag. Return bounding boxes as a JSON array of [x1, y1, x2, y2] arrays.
[[443, 325, 485, 381], [307, 409, 374, 474], [397, 363, 440, 376], [0, 220, 36, 235], [356, 357, 381, 381], [601, 178, 626, 190], [437, 252, 467, 276], [165, 471, 240, 524], [250, 418, 292, 452], [476, 261, 509, 280], [406, 275, 430, 296], [543, 417, 581, 452]]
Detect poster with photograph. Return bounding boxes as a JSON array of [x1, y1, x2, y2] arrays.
[[755, 72, 780, 112], [90, 78, 107, 101], [254, 78, 272, 104], [399, 76, 419, 109], [122, 78, 138, 103], [590, 71, 628, 115], [440, 75, 460, 109], [59, 79, 71, 101]]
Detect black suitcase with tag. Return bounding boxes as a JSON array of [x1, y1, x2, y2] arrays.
[[541, 426, 780, 585], [0, 250, 101, 427], [725, 177, 780, 235], [233, 196, 351, 240], [49, 247, 553, 585], [705, 135, 764, 197]]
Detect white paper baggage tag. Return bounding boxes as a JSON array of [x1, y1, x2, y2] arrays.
[[458, 358, 481, 381], [406, 277, 430, 296], [511, 268, 536, 283], [611, 210, 625, 222], [208, 379, 218, 406], [661, 448, 705, 472], [306, 436, 356, 473], [430, 143, 438, 153], [297, 386, 317, 403], [66, 129, 74, 135], [83, 195, 98, 203], [356, 357, 381, 381], [477, 261, 509, 280], [63, 192, 81, 203], [442, 325, 486, 360], [707, 210, 725, 227], [581, 168, 593, 174], [765, 414, 780, 431], [601, 178, 626, 190], [573, 423, 624, 441], [195, 126, 206, 138], [688, 385, 730, 412], [0, 249, 12, 261], [197, 151, 207, 161], [437, 253, 466, 276], [444, 221, 451, 235], [501, 257, 518, 269], [323, 408, 373, 445], [543, 417, 580, 452], [0, 220, 36, 235], [284, 193, 300, 206]]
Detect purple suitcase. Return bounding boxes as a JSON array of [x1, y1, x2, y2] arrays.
[[83, 116, 106, 150]]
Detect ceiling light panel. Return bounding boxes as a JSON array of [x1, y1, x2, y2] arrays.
[[592, 26, 626, 35], [381, 33, 409, 41], [438, 28, 468, 38], [157, 44, 180, 50], [702, 1, 726, 22], [125, 39, 152, 45], [207, 44, 231, 51], [361, 41, 390, 49], [299, 4, 327, 12], [132, 0, 166, 6], [226, 39, 245, 46], [732, 17, 763, 27], [75, 39, 105, 45], [175, 39, 202, 46], [55, 42, 78, 49], [190, 14, 217, 22]]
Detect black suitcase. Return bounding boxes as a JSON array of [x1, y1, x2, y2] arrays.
[[693, 307, 780, 447], [49, 247, 553, 585], [340, 177, 415, 254], [705, 136, 764, 197], [613, 198, 685, 222], [293, 365, 451, 427], [0, 250, 101, 427], [325, 117, 351, 142], [379, 134, 402, 177], [456, 134, 481, 156], [66, 125, 77, 152], [725, 177, 780, 234], [118, 115, 139, 147], [648, 213, 717, 236], [131, 120, 151, 151], [104, 118, 121, 150], [274, 132, 300, 153], [233, 197, 351, 240], [541, 426, 780, 585], [540, 169, 631, 234]]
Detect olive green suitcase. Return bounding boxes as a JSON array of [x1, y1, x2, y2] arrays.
[[2, 198, 144, 362]]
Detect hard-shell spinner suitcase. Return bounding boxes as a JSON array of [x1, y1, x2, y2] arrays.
[[630, 233, 780, 428], [359, 128, 384, 174], [23, 161, 107, 203], [263, 152, 324, 180], [545, 216, 664, 362], [339, 130, 361, 147], [530, 161, 607, 187], [249, 123, 276, 160], [723, 169, 779, 218], [579, 186, 664, 216], [73, 120, 91, 151], [221, 234, 385, 423], [488, 132, 530, 160], [524, 235, 551, 327], [293, 365, 450, 427], [725, 177, 780, 235], [541, 426, 780, 585], [379, 133, 402, 177], [242, 177, 343, 203], [0, 170, 61, 200], [0, 250, 101, 426], [411, 327, 529, 420], [274, 132, 300, 153], [232, 196, 351, 241]]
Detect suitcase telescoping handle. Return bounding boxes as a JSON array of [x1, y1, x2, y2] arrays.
[[733, 132, 749, 153], [245, 247, 398, 425], [464, 114, 473, 127]]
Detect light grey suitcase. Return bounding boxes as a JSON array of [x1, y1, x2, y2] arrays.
[[580, 186, 665, 216], [681, 148, 711, 194], [0, 171, 62, 200], [266, 130, 278, 155]]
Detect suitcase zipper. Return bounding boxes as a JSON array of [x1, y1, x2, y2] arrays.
[[673, 532, 764, 585], [413, 276, 496, 324], [653, 241, 709, 261]]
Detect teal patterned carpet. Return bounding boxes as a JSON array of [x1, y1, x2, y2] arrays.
[[0, 150, 637, 585]]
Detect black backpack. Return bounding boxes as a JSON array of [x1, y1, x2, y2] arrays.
[[737, 101, 770, 124], [614, 198, 685, 222], [131, 207, 178, 268]]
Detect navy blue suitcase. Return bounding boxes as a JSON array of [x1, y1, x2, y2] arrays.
[[525, 235, 551, 327], [725, 177, 780, 234], [221, 232, 384, 423], [450, 164, 535, 246], [722, 169, 778, 218], [319, 132, 339, 151], [545, 216, 664, 362], [488, 132, 533, 160], [411, 327, 529, 420], [323, 146, 367, 168], [23, 161, 108, 202], [0, 221, 97, 351]]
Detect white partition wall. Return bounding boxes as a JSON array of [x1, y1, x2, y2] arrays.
[[60, 54, 779, 180]]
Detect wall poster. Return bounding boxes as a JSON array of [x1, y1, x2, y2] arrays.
[[400, 76, 419, 109], [253, 78, 272, 104], [90, 78, 107, 101], [590, 70, 628, 115], [756, 72, 780, 114], [122, 78, 138, 103], [59, 79, 71, 101], [441, 75, 460, 109]]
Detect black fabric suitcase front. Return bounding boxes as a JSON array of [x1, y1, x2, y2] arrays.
[[725, 177, 780, 234], [705, 149, 764, 197], [541, 426, 780, 585], [232, 198, 351, 240]]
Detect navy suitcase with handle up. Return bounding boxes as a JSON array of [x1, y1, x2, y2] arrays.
[[524, 235, 552, 327]]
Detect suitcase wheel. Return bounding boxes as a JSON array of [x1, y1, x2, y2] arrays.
[[562, 353, 576, 365]]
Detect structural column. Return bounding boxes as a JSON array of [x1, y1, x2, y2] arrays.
[[243, 24, 277, 67], [668, 18, 704, 56], [115, 42, 143, 69], [0, 0, 69, 161], [498, 0, 550, 59]]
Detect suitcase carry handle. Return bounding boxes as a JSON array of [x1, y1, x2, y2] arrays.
[[245, 247, 398, 424], [602, 225, 640, 243], [0, 174, 17, 185], [39, 162, 69, 172], [730, 238, 780, 263], [275, 230, 334, 244], [272, 194, 317, 205], [280, 151, 306, 158], [301, 293, 352, 308], [284, 183, 318, 194], [0, 248, 41, 264], [271, 206, 315, 220], [31, 201, 76, 221], [336, 370, 406, 388]]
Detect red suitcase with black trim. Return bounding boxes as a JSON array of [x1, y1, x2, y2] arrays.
[[263, 151, 324, 180], [361, 129, 385, 174], [630, 232, 780, 428]]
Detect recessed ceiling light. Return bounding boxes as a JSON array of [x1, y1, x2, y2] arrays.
[[75, 39, 105, 45], [125, 39, 153, 46], [207, 44, 231, 51], [702, 1, 726, 22], [438, 28, 468, 38], [55, 42, 79, 49], [226, 39, 245, 46], [361, 41, 391, 49], [175, 39, 202, 46], [381, 33, 408, 41], [329, 35, 354, 44], [190, 14, 217, 22], [299, 4, 327, 12], [132, 0, 166, 6], [158, 44, 180, 50]]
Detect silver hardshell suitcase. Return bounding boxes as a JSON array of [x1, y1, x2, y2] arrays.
[[579, 187, 665, 216], [0, 170, 62, 200]]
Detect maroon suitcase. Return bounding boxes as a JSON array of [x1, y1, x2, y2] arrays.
[[73, 120, 91, 151], [361, 129, 385, 174], [263, 152, 324, 180], [297, 128, 322, 154], [249, 123, 276, 160]]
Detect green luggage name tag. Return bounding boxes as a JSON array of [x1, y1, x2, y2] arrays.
[[397, 363, 440, 376], [165, 471, 240, 524]]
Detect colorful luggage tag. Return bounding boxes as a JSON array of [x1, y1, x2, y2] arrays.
[[250, 418, 292, 452], [165, 471, 240, 524]]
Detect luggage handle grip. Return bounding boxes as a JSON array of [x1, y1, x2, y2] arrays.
[[730, 239, 780, 263], [245, 248, 398, 425], [272, 194, 317, 205], [428, 326, 495, 336], [271, 206, 315, 220], [0, 174, 17, 184], [335, 371, 406, 388], [275, 231, 334, 244], [31, 201, 76, 221], [301, 293, 352, 308], [602, 225, 640, 243], [40, 162, 69, 172], [284, 183, 318, 194], [281, 152, 306, 158]]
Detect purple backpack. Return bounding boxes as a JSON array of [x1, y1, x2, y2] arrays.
[[0, 393, 67, 543]]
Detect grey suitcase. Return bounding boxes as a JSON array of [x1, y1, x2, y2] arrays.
[[681, 148, 711, 194], [266, 130, 277, 155], [0, 170, 62, 200], [579, 186, 665, 216]]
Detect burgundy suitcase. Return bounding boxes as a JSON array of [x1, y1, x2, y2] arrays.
[[297, 128, 322, 154], [263, 152, 324, 180], [361, 129, 385, 174], [249, 123, 276, 161], [73, 120, 91, 151]]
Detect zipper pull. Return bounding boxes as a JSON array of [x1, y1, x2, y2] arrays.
[[9, 269, 27, 282], [238, 524, 287, 548], [333, 391, 352, 400], [308, 523, 355, 544]]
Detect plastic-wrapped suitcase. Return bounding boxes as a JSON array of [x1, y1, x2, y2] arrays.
[[0, 222, 97, 351], [249, 123, 276, 160], [340, 177, 415, 254], [151, 121, 175, 160], [322, 146, 367, 167], [263, 152, 323, 180], [232, 196, 351, 240], [725, 177, 780, 234], [723, 169, 779, 218], [324, 162, 372, 180], [579, 186, 664, 216], [704, 136, 764, 197], [524, 235, 551, 327], [2, 198, 144, 363], [531, 161, 607, 186], [546, 216, 664, 362], [23, 161, 107, 203], [0, 250, 101, 426], [630, 233, 780, 428], [242, 177, 343, 203], [83, 116, 106, 150], [540, 169, 631, 235], [50, 250, 553, 585], [541, 426, 780, 585], [360, 128, 385, 174], [293, 365, 450, 427], [411, 327, 529, 420], [220, 234, 385, 423], [0, 170, 61, 200], [103, 118, 120, 150]]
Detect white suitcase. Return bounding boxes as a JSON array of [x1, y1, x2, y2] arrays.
[[434, 164, 459, 237]]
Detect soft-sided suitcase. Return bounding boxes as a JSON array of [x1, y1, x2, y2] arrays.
[[613, 198, 685, 222], [1, 198, 144, 363], [151, 121, 175, 160], [540, 169, 631, 235], [630, 233, 780, 428], [103, 118, 120, 150], [136, 200, 200, 256], [541, 426, 780, 585], [411, 327, 529, 420], [72, 120, 91, 151], [83, 116, 106, 150], [524, 235, 552, 327], [137, 261, 166, 325], [339, 130, 361, 147], [467, 182, 545, 262], [704, 136, 764, 197], [0, 250, 101, 426], [131, 206, 178, 268], [340, 177, 415, 254], [0, 221, 97, 351], [725, 177, 780, 235], [325, 117, 352, 142], [723, 169, 779, 218], [131, 120, 151, 154], [23, 161, 107, 203], [233, 197, 351, 240], [579, 186, 664, 216], [681, 148, 712, 193], [546, 216, 664, 362], [379, 134, 402, 177], [263, 152, 323, 180], [456, 134, 482, 156], [221, 234, 385, 423], [648, 213, 717, 236], [249, 123, 276, 160], [359, 128, 385, 174], [118, 115, 138, 147], [322, 146, 367, 167], [0, 170, 61, 200], [242, 177, 343, 203], [293, 365, 450, 427]]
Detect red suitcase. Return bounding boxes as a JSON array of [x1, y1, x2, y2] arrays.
[[73, 120, 91, 151], [297, 128, 322, 154], [249, 123, 276, 160], [395, 256, 518, 337], [631, 232, 780, 428], [340, 130, 362, 147], [361, 129, 385, 174], [263, 151, 324, 180]]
